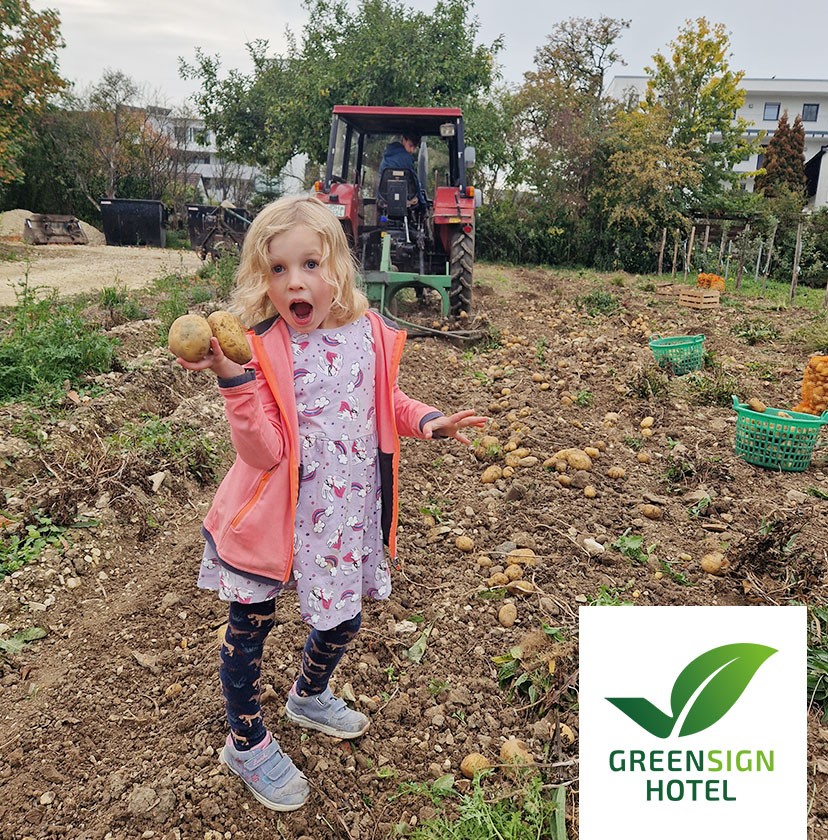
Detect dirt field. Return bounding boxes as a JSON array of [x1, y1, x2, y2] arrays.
[[0, 247, 827, 839], [0, 234, 202, 308]]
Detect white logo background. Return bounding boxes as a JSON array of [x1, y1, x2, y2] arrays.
[[579, 606, 806, 839]]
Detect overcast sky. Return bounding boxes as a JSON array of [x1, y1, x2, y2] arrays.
[[32, 0, 828, 106]]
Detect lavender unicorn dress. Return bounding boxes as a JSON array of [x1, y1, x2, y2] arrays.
[[198, 315, 390, 630]]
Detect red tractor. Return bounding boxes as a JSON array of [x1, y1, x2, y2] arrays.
[[313, 105, 478, 320]]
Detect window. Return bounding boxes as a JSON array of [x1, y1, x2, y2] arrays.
[[763, 102, 780, 121], [803, 103, 819, 122]]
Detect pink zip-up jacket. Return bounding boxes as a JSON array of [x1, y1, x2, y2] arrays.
[[203, 310, 443, 584]]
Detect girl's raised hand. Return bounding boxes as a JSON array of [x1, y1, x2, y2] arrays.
[[423, 410, 487, 446], [176, 337, 246, 379]]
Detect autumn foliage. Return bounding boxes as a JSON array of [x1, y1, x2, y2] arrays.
[[0, 0, 67, 184]]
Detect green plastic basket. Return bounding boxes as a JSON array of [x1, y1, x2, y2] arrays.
[[732, 395, 828, 472], [648, 334, 705, 376]]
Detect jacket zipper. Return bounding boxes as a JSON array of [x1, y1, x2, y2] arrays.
[[230, 469, 273, 529]]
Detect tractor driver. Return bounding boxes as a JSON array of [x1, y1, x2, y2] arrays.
[[379, 133, 427, 211]]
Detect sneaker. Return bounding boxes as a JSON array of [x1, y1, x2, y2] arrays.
[[220, 733, 310, 811], [285, 685, 370, 738]]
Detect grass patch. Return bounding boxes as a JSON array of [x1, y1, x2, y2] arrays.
[[730, 317, 780, 345], [682, 364, 739, 408], [788, 319, 828, 353], [0, 280, 117, 404], [575, 290, 620, 317], [405, 775, 568, 840], [0, 512, 67, 578], [108, 414, 221, 483]]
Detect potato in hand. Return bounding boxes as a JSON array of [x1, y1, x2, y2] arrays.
[[207, 310, 252, 365], [168, 314, 213, 362], [168, 311, 252, 365]]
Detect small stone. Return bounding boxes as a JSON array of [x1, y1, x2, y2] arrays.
[[583, 538, 605, 556], [39, 791, 55, 806]]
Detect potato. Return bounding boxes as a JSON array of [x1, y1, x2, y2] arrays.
[[460, 753, 492, 778], [168, 314, 212, 362], [208, 310, 252, 365]]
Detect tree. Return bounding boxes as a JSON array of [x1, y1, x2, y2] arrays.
[[643, 18, 757, 201], [512, 17, 629, 216], [0, 0, 66, 184], [754, 110, 807, 200], [180, 0, 502, 173], [47, 71, 195, 211], [593, 107, 700, 271]]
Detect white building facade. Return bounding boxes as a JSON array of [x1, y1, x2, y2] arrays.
[[607, 76, 828, 209]]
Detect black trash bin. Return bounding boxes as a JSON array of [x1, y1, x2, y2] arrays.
[[99, 198, 168, 247]]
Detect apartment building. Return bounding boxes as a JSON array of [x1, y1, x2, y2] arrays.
[[607, 76, 828, 209]]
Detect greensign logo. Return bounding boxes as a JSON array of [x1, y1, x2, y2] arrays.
[[607, 643, 776, 738]]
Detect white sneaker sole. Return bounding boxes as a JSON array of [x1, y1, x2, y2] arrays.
[[284, 704, 371, 739]]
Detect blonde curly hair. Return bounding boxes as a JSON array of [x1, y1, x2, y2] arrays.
[[229, 194, 369, 327]]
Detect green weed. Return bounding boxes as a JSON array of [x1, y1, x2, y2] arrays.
[[535, 337, 548, 367], [98, 285, 147, 325], [611, 532, 656, 565], [576, 290, 620, 317], [682, 365, 739, 407], [406, 775, 568, 840], [731, 318, 780, 345], [0, 512, 67, 578], [0, 279, 117, 404], [574, 389, 593, 407], [788, 320, 828, 353], [626, 366, 669, 400], [659, 559, 693, 586], [108, 414, 220, 483], [588, 585, 634, 606]]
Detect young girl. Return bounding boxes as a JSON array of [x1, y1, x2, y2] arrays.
[[176, 194, 486, 812]]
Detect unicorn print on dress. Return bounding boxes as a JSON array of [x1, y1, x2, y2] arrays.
[[351, 438, 368, 462], [338, 396, 360, 422], [339, 550, 361, 575], [321, 332, 348, 346], [321, 475, 347, 501], [319, 350, 343, 377], [308, 586, 334, 612], [326, 526, 343, 550], [291, 338, 310, 356]]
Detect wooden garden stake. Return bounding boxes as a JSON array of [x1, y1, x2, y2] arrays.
[[790, 221, 803, 303], [735, 222, 750, 290], [658, 227, 667, 275]]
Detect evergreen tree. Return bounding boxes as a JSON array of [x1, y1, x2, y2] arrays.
[[755, 110, 806, 199]]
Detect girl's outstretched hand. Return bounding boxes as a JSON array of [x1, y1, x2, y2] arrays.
[[176, 337, 246, 379], [423, 410, 487, 445]]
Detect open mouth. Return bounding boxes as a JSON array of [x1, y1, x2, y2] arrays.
[[290, 301, 313, 326]]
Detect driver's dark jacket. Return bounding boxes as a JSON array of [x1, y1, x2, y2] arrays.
[[379, 141, 427, 208]]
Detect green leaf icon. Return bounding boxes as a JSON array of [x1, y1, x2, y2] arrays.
[[606, 643, 776, 738]]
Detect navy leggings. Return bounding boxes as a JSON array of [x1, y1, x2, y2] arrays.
[[219, 599, 362, 750]]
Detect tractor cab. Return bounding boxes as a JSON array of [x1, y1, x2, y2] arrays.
[[314, 106, 478, 319]]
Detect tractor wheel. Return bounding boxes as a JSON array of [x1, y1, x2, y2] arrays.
[[449, 227, 473, 317]]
